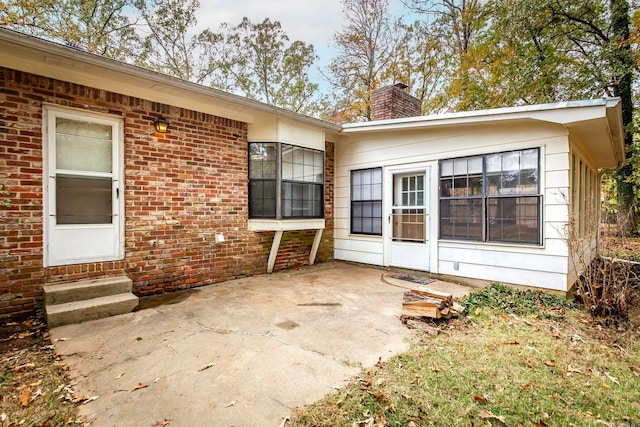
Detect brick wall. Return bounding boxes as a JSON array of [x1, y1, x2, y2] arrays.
[[371, 84, 422, 121], [0, 67, 334, 318]]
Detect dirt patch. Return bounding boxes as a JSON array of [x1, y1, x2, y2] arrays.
[[137, 288, 202, 310], [0, 317, 81, 425]]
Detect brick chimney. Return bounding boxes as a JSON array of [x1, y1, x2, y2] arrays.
[[371, 83, 422, 121]]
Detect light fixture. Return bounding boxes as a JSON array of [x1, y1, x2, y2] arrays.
[[154, 116, 170, 133]]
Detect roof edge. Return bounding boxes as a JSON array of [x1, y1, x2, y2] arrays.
[[340, 99, 613, 132], [0, 27, 341, 133]]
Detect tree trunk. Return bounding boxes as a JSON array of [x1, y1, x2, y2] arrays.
[[611, 0, 635, 235]]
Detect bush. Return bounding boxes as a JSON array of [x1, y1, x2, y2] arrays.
[[575, 256, 634, 322], [462, 283, 572, 316]]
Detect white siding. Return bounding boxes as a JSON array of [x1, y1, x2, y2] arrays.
[[334, 237, 384, 265], [248, 118, 325, 150], [335, 120, 573, 291]]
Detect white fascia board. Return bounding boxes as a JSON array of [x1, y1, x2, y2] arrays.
[[340, 99, 612, 133]]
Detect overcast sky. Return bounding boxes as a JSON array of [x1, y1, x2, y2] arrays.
[[194, 0, 410, 88]]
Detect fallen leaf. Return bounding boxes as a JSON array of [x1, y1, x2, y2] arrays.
[[132, 383, 148, 391], [601, 382, 611, 390], [543, 360, 556, 367], [30, 388, 42, 402], [567, 365, 583, 375], [225, 400, 236, 407], [475, 307, 482, 316], [473, 394, 487, 404], [152, 419, 172, 426], [72, 395, 99, 405], [478, 409, 506, 425], [14, 363, 36, 372], [19, 392, 30, 407], [532, 420, 548, 427], [429, 365, 441, 373], [353, 418, 374, 427], [605, 372, 619, 384], [521, 358, 534, 369], [114, 372, 126, 380], [198, 363, 216, 372]]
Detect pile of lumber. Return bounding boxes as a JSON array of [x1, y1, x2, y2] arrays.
[[401, 287, 466, 320]]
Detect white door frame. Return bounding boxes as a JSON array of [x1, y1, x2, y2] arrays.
[[43, 105, 125, 267], [383, 162, 438, 272]]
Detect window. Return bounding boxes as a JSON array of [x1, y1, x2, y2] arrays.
[[249, 142, 324, 219], [351, 168, 382, 235], [439, 148, 541, 245]]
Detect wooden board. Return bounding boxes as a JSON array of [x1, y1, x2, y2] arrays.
[[402, 301, 441, 318], [412, 287, 453, 305]]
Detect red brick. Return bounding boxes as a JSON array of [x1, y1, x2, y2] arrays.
[[0, 66, 334, 319]]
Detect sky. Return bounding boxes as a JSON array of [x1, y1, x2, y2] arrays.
[[194, 0, 411, 89]]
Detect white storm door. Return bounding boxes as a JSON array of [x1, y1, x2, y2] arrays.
[[388, 169, 430, 271], [44, 108, 123, 267]]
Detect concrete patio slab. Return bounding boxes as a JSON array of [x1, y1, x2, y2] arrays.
[[50, 262, 472, 426]]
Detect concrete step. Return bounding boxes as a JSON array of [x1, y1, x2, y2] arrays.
[[43, 276, 132, 305], [46, 293, 139, 328]]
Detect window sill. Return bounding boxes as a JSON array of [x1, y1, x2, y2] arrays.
[[248, 218, 325, 232], [438, 239, 544, 249]]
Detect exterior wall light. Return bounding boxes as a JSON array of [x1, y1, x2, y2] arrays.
[[154, 116, 170, 133]]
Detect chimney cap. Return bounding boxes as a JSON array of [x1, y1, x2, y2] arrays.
[[394, 82, 408, 90]]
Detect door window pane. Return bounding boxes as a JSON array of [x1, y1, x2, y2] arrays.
[[56, 118, 112, 173], [392, 208, 425, 242], [56, 176, 112, 224]]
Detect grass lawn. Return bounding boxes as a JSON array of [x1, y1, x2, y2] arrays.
[[290, 286, 640, 427]]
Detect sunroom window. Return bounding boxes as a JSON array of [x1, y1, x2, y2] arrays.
[[249, 142, 324, 219], [439, 148, 541, 245]]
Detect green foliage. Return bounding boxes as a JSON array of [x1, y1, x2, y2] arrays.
[[0, 184, 10, 207], [1, 0, 141, 60], [327, 0, 399, 121], [222, 18, 319, 113], [462, 283, 573, 316]]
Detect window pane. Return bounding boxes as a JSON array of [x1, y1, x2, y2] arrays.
[[351, 168, 382, 234], [454, 158, 467, 175], [522, 149, 538, 169], [487, 196, 540, 244], [441, 160, 453, 176], [393, 208, 425, 242], [282, 182, 323, 218], [486, 153, 501, 172], [468, 156, 483, 174], [439, 149, 540, 245], [439, 199, 483, 241], [503, 151, 520, 171], [56, 118, 112, 173], [56, 175, 112, 224], [249, 143, 276, 179], [249, 180, 276, 218]]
